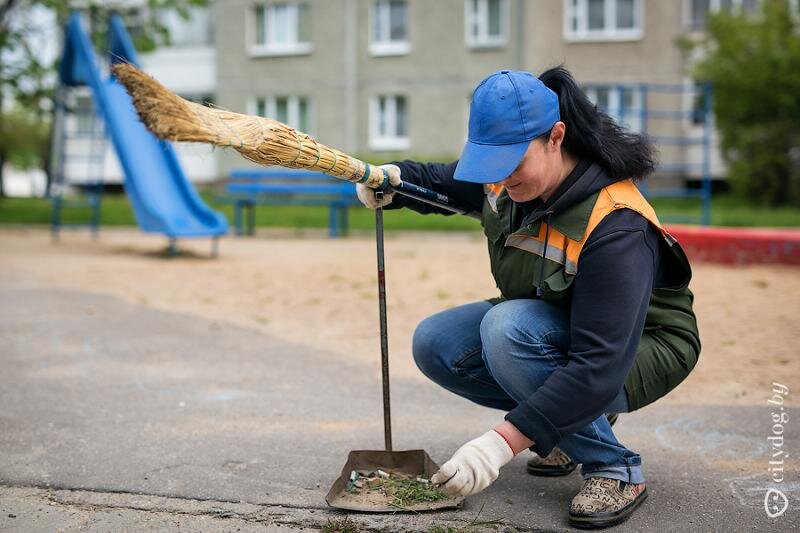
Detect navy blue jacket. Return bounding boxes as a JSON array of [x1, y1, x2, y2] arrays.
[[386, 160, 661, 454]]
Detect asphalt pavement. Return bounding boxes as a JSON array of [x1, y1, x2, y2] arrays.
[[0, 286, 797, 532]]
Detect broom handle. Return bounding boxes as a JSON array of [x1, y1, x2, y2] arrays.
[[375, 200, 392, 452], [391, 180, 481, 220], [353, 163, 479, 219]]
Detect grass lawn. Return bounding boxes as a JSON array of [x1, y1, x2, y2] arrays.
[[0, 191, 798, 231]]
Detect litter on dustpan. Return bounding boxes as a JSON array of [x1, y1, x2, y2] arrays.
[[341, 468, 452, 510], [326, 449, 464, 512]]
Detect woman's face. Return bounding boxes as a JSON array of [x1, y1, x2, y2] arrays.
[[500, 122, 570, 203]]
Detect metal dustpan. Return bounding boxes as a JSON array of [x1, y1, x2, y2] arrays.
[[325, 449, 463, 512], [325, 204, 463, 512]]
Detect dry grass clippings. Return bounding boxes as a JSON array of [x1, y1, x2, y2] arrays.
[[347, 470, 448, 509]]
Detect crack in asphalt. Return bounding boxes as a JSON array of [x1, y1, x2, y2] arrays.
[[0, 483, 440, 532], [0, 480, 330, 510], [1, 482, 540, 532]]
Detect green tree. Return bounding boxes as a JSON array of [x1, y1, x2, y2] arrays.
[[0, 0, 207, 197], [686, 0, 800, 207], [0, 105, 50, 170]]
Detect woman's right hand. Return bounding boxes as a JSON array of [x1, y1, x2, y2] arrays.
[[356, 164, 401, 209]]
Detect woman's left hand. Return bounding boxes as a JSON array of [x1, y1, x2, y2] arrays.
[[431, 430, 515, 497]]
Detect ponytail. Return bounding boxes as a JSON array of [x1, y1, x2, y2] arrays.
[[538, 66, 657, 181]]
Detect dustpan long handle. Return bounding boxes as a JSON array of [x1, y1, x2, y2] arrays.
[[375, 201, 392, 452]]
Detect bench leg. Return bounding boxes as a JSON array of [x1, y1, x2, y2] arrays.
[[328, 204, 338, 238], [234, 201, 243, 236], [247, 203, 256, 236], [340, 204, 349, 237]]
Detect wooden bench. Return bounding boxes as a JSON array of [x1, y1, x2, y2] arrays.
[[220, 169, 361, 238]]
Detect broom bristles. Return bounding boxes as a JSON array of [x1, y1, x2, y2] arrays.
[[111, 63, 386, 188]]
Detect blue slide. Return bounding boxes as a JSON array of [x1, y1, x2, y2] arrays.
[[58, 13, 227, 240]]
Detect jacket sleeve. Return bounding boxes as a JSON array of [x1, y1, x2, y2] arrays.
[[504, 210, 659, 457], [385, 160, 485, 216]]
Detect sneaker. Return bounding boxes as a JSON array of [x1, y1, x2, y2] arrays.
[[526, 413, 619, 477], [526, 446, 577, 476], [568, 477, 648, 529]]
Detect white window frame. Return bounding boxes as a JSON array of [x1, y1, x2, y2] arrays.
[[464, 0, 509, 49], [249, 95, 313, 134], [564, 0, 644, 42], [369, 95, 410, 151], [370, 0, 411, 56], [249, 2, 313, 57], [584, 85, 643, 132]]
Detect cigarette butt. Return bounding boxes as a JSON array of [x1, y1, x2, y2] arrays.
[[346, 470, 359, 491]]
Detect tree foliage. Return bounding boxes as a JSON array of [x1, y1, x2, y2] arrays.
[[1, 0, 208, 102], [0, 0, 207, 196], [0, 105, 49, 169], [689, 0, 800, 206]]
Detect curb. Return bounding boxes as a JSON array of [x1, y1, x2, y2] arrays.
[[667, 225, 800, 266]]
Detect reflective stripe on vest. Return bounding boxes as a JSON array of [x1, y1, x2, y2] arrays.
[[504, 180, 674, 275]]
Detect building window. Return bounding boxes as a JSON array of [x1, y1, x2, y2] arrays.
[[370, 0, 410, 56], [74, 95, 96, 136], [689, 0, 711, 29], [369, 95, 410, 151], [584, 85, 643, 132], [252, 96, 311, 133], [465, 0, 508, 48], [564, 0, 643, 41], [155, 7, 213, 46], [251, 2, 312, 56], [688, 0, 761, 29]]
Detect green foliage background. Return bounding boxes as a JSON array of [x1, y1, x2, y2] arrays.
[[689, 0, 800, 206], [0, 0, 207, 195]]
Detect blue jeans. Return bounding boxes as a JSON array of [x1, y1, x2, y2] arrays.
[[412, 299, 644, 483]]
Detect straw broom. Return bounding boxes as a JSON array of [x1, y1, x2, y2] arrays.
[[111, 63, 389, 190]]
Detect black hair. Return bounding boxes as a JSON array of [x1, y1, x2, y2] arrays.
[[538, 66, 657, 181]]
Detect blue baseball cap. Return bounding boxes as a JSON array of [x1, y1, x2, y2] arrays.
[[454, 70, 560, 184]]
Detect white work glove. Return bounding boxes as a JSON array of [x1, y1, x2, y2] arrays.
[[356, 164, 401, 209], [431, 430, 514, 497]]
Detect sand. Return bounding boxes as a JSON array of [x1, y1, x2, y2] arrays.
[[1, 226, 797, 407]]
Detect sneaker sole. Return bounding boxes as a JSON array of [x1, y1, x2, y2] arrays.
[[526, 462, 578, 477], [568, 487, 648, 529]]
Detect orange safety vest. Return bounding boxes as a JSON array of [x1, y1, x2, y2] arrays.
[[501, 180, 678, 277]]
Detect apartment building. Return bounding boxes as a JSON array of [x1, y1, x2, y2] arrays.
[[524, 0, 758, 181], [214, 0, 779, 182], [214, 0, 526, 174]]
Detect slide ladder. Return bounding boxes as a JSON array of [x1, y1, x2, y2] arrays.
[[58, 12, 227, 254]]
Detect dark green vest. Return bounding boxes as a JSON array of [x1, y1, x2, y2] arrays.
[[481, 186, 701, 411]]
